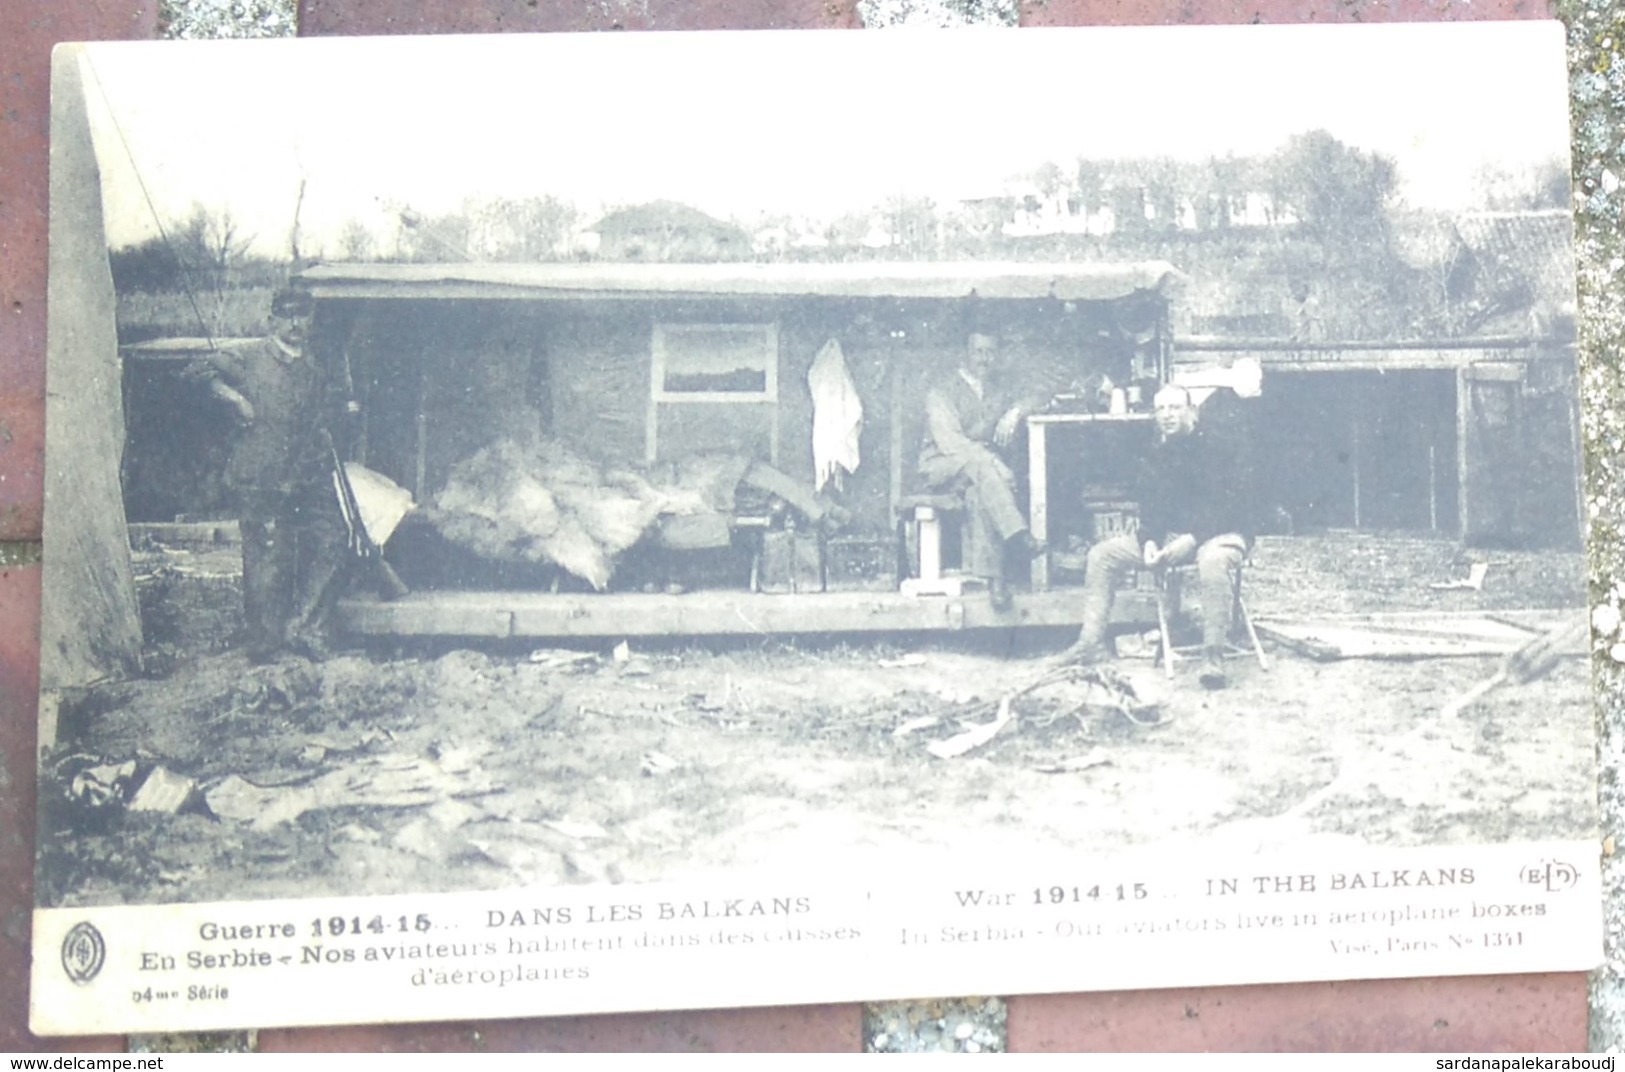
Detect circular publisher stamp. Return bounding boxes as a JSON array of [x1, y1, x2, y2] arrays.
[[61, 921, 106, 985]]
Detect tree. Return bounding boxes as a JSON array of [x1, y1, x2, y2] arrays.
[[338, 218, 376, 261], [1074, 159, 1106, 217], [108, 234, 182, 293], [469, 195, 579, 261], [1143, 157, 1183, 231], [1270, 130, 1397, 236], [171, 203, 255, 284], [396, 205, 475, 262], [886, 194, 942, 259]]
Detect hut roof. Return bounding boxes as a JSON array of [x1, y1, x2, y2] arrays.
[[1451, 208, 1577, 314], [297, 260, 1186, 303]]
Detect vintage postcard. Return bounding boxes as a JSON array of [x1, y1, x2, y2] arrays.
[[33, 24, 1598, 1034]]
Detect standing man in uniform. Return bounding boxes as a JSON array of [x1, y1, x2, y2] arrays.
[[194, 287, 358, 661], [918, 328, 1046, 610], [1058, 382, 1257, 688]]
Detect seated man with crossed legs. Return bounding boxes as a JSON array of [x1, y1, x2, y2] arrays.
[[917, 329, 1046, 610]]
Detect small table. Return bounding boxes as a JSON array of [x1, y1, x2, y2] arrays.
[[1026, 411, 1154, 590]]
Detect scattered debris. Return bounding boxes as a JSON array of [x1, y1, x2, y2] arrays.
[[66, 759, 139, 809], [640, 751, 680, 776], [127, 767, 199, 814], [467, 835, 570, 882], [58, 757, 207, 816], [542, 818, 608, 840], [426, 800, 485, 831], [618, 657, 654, 678], [206, 751, 498, 832], [611, 640, 632, 662], [928, 697, 1014, 759], [428, 741, 490, 775], [1441, 614, 1589, 718], [892, 715, 940, 738], [878, 654, 928, 669], [1429, 562, 1489, 591], [527, 648, 598, 670], [391, 817, 470, 864], [334, 822, 381, 844], [1256, 613, 1556, 661], [924, 661, 1164, 759], [1033, 749, 1112, 775], [204, 775, 285, 826]]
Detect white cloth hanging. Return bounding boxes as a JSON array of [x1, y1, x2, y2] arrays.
[[807, 337, 864, 492]]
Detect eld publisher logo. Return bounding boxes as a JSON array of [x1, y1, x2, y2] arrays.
[[1520, 860, 1580, 892], [60, 922, 105, 985]]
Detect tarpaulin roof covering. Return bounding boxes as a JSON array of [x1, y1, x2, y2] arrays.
[[297, 261, 1185, 303]]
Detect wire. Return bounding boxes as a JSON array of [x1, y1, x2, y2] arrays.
[[81, 51, 216, 349]]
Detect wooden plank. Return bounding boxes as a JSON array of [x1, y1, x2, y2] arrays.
[[341, 599, 514, 638], [1351, 377, 1362, 529], [1176, 337, 1539, 354], [526, 592, 954, 636], [1028, 419, 1049, 590], [336, 587, 1156, 639], [1256, 610, 1560, 637], [1175, 348, 1534, 373], [128, 521, 239, 546], [888, 353, 903, 524], [1252, 621, 1524, 660], [1457, 366, 1472, 543]]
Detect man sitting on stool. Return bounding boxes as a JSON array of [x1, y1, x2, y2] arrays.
[[1058, 382, 1256, 688], [918, 329, 1046, 610]]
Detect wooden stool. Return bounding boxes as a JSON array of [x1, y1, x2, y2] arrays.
[[1153, 561, 1268, 678], [896, 493, 967, 597]]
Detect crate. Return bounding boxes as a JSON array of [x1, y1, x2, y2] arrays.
[[824, 535, 899, 592], [1085, 500, 1138, 543], [756, 529, 824, 594]]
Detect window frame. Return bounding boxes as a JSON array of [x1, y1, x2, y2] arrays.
[[650, 322, 780, 404], [646, 321, 781, 466]]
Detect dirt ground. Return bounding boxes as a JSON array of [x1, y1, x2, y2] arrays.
[[36, 532, 1596, 909]]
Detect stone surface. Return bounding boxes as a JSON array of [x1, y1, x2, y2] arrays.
[[864, 998, 1006, 1053], [1564, 0, 1625, 1052], [860, 0, 1016, 26]]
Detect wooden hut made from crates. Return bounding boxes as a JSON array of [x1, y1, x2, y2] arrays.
[[291, 260, 1185, 641]]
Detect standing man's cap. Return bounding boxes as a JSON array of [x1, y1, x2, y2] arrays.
[[270, 288, 315, 318]]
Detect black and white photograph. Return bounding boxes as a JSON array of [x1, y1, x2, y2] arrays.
[[32, 23, 1600, 1031]]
